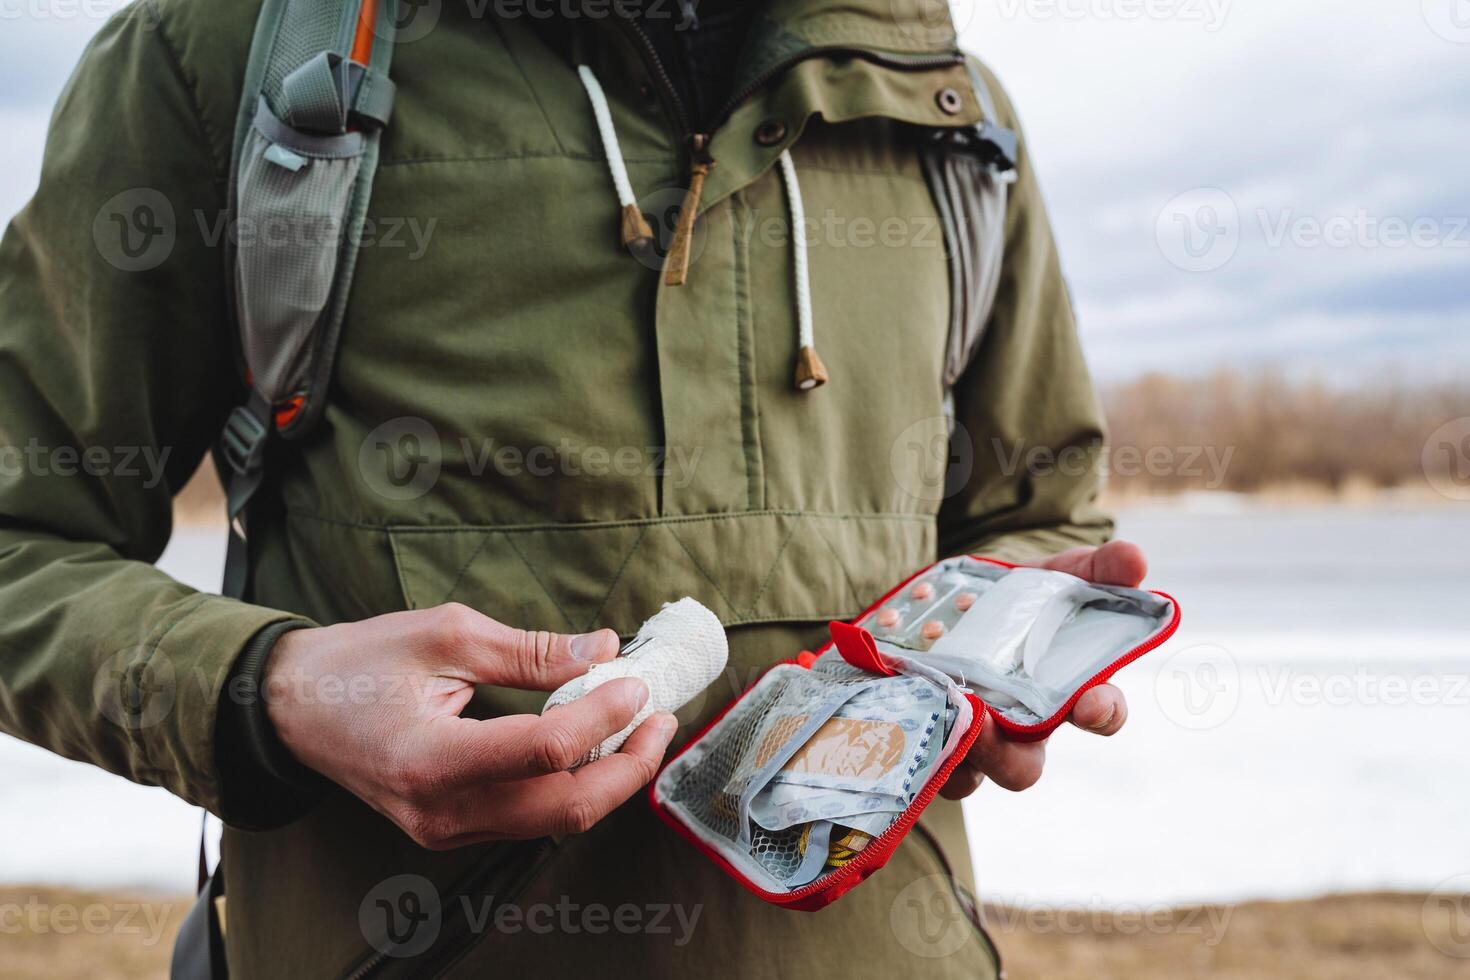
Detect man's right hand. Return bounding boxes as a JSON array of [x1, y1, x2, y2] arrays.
[[262, 603, 677, 850]]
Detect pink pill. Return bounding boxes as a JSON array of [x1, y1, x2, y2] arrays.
[[921, 621, 945, 641], [910, 582, 934, 601], [876, 608, 901, 628], [955, 591, 977, 612]]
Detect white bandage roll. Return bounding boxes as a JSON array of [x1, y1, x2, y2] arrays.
[[542, 597, 729, 767]]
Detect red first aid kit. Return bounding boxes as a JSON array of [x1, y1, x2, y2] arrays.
[[650, 555, 1181, 911]]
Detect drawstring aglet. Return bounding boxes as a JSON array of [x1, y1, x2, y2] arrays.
[[620, 203, 653, 254], [794, 345, 828, 390], [665, 141, 712, 286]]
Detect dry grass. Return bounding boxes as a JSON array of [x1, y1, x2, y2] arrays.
[[983, 892, 1469, 979], [1101, 370, 1469, 496], [0, 886, 186, 980], [2, 887, 1464, 979]]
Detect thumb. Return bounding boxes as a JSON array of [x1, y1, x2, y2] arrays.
[[424, 604, 620, 691]]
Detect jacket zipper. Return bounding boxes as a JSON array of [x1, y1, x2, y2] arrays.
[[910, 820, 1006, 977], [611, 14, 964, 282], [340, 838, 558, 980]]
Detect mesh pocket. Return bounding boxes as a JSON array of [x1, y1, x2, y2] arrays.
[[664, 665, 873, 848], [234, 104, 365, 405]]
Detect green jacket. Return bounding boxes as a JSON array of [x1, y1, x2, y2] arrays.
[[0, 0, 1110, 975]]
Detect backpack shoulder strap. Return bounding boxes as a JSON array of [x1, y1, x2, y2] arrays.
[[919, 57, 1018, 397], [215, 0, 399, 599]]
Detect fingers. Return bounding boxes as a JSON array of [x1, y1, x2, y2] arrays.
[[939, 762, 983, 800], [1037, 540, 1148, 588], [423, 713, 679, 848], [418, 677, 650, 786], [1069, 684, 1128, 736], [943, 717, 1048, 799], [420, 602, 620, 690]]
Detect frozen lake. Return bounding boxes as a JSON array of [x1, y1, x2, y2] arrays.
[[2, 502, 1467, 905]]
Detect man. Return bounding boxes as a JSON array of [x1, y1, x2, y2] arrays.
[[0, 0, 1146, 976]]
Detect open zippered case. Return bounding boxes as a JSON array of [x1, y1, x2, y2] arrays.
[[649, 555, 1182, 910]]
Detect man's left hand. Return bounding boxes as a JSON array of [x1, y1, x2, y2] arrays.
[[940, 539, 1148, 799]]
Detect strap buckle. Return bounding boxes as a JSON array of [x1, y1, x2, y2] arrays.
[[219, 403, 270, 476], [927, 124, 1019, 179]]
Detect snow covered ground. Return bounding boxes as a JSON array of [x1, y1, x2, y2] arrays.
[[2, 503, 1467, 904]]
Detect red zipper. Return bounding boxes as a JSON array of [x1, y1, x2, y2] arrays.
[[649, 553, 1182, 908]]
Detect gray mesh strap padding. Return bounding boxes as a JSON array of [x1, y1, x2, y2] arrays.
[[235, 100, 365, 404], [225, 0, 398, 440], [260, 0, 360, 122]]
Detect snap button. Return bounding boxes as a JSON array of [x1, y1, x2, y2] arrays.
[[755, 118, 788, 146], [936, 87, 964, 115]]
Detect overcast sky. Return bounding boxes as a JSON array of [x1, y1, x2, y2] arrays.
[[0, 0, 1466, 383]]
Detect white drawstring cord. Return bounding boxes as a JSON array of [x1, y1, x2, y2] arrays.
[[778, 149, 827, 390], [577, 65, 652, 251]]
